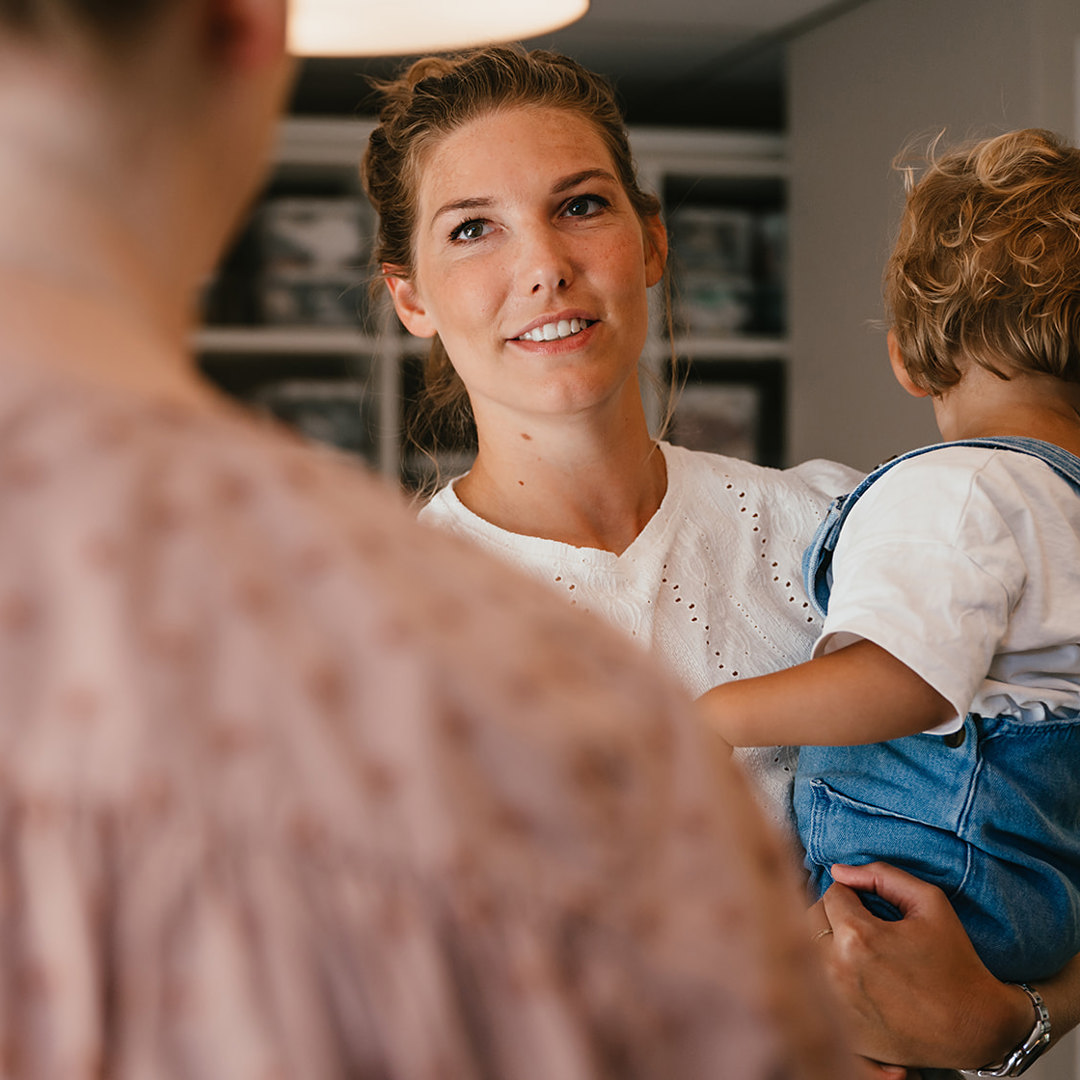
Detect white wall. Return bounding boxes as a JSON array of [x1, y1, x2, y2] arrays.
[[788, 5, 1080, 1077], [788, 0, 1080, 470], [1031, 1029, 1080, 1080]]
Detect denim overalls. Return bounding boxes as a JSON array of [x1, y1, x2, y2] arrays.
[[796, 437, 1080, 982]]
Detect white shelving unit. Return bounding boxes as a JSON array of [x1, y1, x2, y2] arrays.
[[197, 116, 790, 484]]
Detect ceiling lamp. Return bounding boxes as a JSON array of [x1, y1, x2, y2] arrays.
[[289, 0, 590, 57]]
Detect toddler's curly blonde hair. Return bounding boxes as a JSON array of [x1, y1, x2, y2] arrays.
[[885, 128, 1080, 393]]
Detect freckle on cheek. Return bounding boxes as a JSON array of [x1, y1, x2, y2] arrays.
[[520, 432, 532, 441]]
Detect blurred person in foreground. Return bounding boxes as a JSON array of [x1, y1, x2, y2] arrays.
[[0, 1, 855, 1076]]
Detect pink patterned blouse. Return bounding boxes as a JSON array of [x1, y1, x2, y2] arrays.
[[0, 360, 852, 1080]]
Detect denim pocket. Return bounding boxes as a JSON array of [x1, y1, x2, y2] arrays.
[[796, 715, 1080, 981], [802, 777, 972, 904]]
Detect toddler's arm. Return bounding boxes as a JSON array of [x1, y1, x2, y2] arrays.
[[698, 639, 954, 748]]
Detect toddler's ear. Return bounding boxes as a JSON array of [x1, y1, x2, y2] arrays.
[[887, 329, 930, 398], [205, 0, 288, 69]]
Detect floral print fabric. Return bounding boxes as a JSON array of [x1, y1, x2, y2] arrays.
[[0, 363, 851, 1079]]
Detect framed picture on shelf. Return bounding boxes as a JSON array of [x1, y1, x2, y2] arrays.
[[666, 359, 785, 467], [256, 195, 375, 330], [252, 377, 378, 464]]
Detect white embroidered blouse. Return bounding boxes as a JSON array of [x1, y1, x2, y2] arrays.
[[420, 441, 862, 827]]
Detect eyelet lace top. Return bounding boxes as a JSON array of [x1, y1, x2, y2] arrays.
[[420, 442, 862, 828]]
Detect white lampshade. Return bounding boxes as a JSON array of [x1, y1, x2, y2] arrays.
[[289, 0, 590, 57]]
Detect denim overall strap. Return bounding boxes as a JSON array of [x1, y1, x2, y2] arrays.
[[802, 436, 1080, 618]]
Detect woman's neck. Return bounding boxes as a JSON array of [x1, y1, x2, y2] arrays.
[[455, 396, 667, 555]]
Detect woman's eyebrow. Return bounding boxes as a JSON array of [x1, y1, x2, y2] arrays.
[[429, 169, 618, 228], [552, 168, 618, 194], [430, 196, 493, 228]]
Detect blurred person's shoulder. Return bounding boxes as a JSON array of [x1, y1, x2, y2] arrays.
[[0, 361, 695, 814], [0, 357, 721, 922], [0, 364, 855, 1080]]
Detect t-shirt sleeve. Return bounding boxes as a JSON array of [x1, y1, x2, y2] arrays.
[[812, 452, 1024, 724]]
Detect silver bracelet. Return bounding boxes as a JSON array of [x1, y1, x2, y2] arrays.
[[974, 983, 1051, 1077]]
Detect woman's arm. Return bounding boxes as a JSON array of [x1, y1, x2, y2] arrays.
[[697, 640, 954, 748], [818, 862, 1080, 1070]]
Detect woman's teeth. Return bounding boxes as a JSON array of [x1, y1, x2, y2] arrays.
[[517, 318, 593, 342]]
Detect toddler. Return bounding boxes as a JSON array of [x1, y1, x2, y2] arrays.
[[700, 128, 1080, 986]]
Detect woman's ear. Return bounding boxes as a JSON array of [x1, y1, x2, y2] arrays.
[[383, 267, 436, 339], [643, 215, 668, 288], [887, 329, 930, 398]]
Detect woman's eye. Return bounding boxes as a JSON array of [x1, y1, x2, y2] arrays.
[[563, 195, 607, 218], [449, 219, 489, 242]]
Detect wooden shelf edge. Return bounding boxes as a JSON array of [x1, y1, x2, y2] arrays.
[[196, 326, 380, 355]]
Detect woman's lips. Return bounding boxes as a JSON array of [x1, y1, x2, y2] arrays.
[[514, 317, 596, 343]]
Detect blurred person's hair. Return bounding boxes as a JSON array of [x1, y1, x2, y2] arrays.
[[0, 0, 175, 41]]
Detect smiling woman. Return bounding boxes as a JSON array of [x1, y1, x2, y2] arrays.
[[363, 49, 668, 514], [384, 106, 665, 445], [360, 44, 857, 768]]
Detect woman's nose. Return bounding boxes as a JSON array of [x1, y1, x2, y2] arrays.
[[519, 225, 573, 295]]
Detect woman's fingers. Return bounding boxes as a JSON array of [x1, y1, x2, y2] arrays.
[[828, 862, 944, 919], [818, 863, 1017, 1070], [806, 895, 832, 940]]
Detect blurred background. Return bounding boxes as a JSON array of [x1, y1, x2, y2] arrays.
[[193, 7, 1080, 1075], [288, 0, 847, 128], [199, 0, 1080, 503]]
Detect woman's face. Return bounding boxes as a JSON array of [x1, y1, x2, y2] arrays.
[[385, 106, 666, 428]]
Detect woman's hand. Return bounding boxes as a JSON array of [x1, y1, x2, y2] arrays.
[[815, 862, 1034, 1071]]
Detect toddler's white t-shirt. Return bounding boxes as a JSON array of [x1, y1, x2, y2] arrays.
[[814, 445, 1080, 732]]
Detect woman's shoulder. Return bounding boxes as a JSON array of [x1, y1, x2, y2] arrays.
[[416, 475, 466, 526], [661, 442, 862, 506], [415, 475, 547, 560]]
